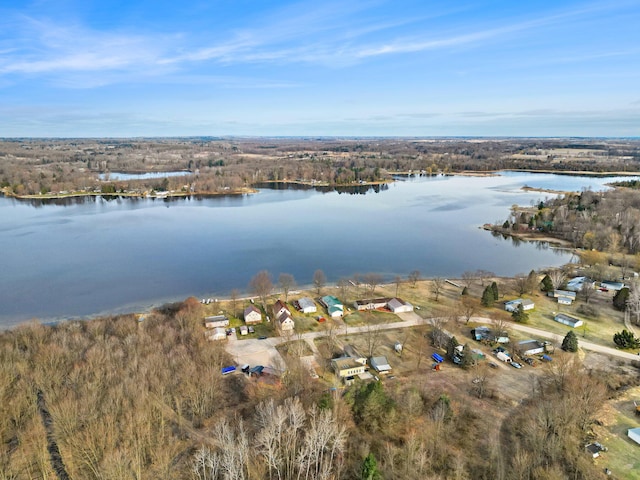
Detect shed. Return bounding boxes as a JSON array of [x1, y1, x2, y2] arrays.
[[554, 313, 583, 328], [370, 356, 392, 373], [244, 305, 262, 324], [387, 297, 414, 313], [629, 427, 640, 445], [601, 281, 625, 291], [297, 297, 317, 314]]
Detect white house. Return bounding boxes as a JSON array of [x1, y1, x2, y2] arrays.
[[354, 298, 389, 311], [273, 300, 291, 319], [204, 315, 229, 329], [387, 297, 414, 313], [554, 313, 583, 328], [550, 290, 577, 305], [628, 427, 640, 445], [518, 339, 546, 356], [207, 327, 227, 341], [320, 296, 344, 318], [244, 305, 262, 325], [297, 297, 317, 314], [332, 357, 367, 378], [278, 313, 295, 332], [370, 356, 392, 373], [504, 299, 534, 312]]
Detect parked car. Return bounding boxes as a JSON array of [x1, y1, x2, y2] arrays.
[[248, 326, 255, 333], [488, 362, 498, 369], [524, 358, 535, 366], [510, 362, 522, 369], [258, 335, 267, 340]]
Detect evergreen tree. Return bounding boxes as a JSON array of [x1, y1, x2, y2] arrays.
[[540, 274, 554, 292], [526, 270, 538, 294], [481, 286, 494, 307], [511, 303, 529, 323], [461, 286, 468, 296], [446, 336, 460, 360], [490, 281, 499, 301], [562, 330, 579, 352], [613, 287, 630, 311], [613, 329, 640, 349], [460, 344, 474, 369], [361, 453, 381, 480]]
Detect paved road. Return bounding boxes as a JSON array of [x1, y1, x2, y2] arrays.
[[225, 313, 639, 369]]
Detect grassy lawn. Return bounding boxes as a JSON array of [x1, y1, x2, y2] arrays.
[[597, 387, 640, 478], [343, 310, 401, 326], [522, 292, 630, 349]]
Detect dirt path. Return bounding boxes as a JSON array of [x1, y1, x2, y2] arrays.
[[36, 390, 71, 480]]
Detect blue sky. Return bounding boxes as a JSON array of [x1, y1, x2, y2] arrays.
[[0, 0, 639, 137]]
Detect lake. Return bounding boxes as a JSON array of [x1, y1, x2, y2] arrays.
[[0, 171, 633, 327]]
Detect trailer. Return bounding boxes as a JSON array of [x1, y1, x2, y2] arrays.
[[496, 351, 512, 363]]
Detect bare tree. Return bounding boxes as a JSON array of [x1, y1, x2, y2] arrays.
[[627, 281, 640, 325], [430, 311, 450, 349], [458, 296, 479, 324], [549, 270, 566, 290], [476, 269, 495, 287], [230, 289, 240, 318], [278, 273, 296, 302], [364, 316, 383, 357], [512, 274, 530, 296], [337, 278, 351, 304], [250, 270, 273, 308], [313, 269, 326, 295], [579, 282, 594, 304], [408, 270, 420, 287], [461, 271, 476, 289], [362, 272, 383, 296], [394, 275, 403, 297], [431, 277, 445, 302]]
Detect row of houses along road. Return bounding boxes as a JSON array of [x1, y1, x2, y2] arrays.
[[225, 311, 640, 370]]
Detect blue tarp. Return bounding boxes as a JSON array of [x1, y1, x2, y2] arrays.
[[221, 366, 236, 375], [431, 353, 444, 363]]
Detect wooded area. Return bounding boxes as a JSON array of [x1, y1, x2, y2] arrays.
[[1, 137, 639, 197], [0, 297, 636, 479]]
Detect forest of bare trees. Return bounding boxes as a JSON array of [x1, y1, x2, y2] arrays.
[[0, 296, 635, 479], [1, 137, 639, 197]]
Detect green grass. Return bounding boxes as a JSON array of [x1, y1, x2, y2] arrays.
[[602, 412, 640, 479]]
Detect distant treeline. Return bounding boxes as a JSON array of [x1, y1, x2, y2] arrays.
[[1, 137, 640, 196]]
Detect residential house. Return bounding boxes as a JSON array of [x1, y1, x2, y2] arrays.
[[517, 339, 546, 356], [549, 289, 577, 305], [566, 276, 595, 292], [554, 313, 583, 328], [387, 297, 414, 313], [207, 327, 227, 341], [320, 295, 344, 318], [472, 326, 509, 344], [331, 357, 367, 379], [273, 300, 290, 319], [297, 297, 317, 314], [343, 345, 367, 365], [504, 299, 535, 312], [600, 281, 625, 291], [244, 305, 262, 324], [204, 315, 229, 329], [354, 298, 390, 311], [370, 356, 392, 374]]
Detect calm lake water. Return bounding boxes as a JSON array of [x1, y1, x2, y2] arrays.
[[0, 171, 634, 327]]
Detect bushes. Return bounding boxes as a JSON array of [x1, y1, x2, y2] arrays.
[[613, 329, 640, 349]]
